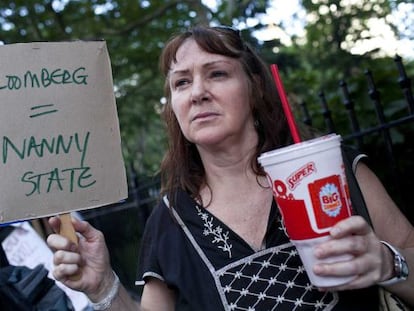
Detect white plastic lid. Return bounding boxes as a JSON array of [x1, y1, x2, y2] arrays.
[[258, 134, 342, 167]]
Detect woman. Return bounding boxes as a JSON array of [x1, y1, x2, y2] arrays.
[[47, 25, 414, 310]]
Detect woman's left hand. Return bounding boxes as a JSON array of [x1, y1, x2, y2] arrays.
[[312, 215, 393, 291]]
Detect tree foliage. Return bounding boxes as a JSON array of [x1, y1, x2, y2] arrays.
[[259, 0, 414, 144]]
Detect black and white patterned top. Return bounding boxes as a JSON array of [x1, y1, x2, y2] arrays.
[[136, 186, 378, 310]]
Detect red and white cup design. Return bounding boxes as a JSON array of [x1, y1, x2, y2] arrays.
[[258, 134, 356, 287], [273, 173, 351, 240]]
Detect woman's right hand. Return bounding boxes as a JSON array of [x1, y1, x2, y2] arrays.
[[46, 216, 115, 302]]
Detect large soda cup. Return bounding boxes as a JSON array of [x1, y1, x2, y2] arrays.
[[258, 134, 356, 287]]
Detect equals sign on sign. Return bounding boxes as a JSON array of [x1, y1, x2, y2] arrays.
[[30, 104, 58, 118]]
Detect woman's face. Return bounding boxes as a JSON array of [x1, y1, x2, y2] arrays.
[[168, 39, 256, 150]]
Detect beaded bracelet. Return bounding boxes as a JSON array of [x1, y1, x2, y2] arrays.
[[90, 271, 120, 310]]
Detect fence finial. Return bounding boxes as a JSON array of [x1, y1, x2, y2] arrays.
[[394, 54, 414, 114]]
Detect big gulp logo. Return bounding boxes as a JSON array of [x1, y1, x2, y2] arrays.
[[309, 175, 350, 231], [287, 162, 316, 190], [319, 183, 342, 217]]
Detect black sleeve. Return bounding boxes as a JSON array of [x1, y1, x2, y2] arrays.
[[135, 201, 167, 286], [341, 143, 373, 227]]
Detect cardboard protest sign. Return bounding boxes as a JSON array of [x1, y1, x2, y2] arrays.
[[0, 41, 128, 223]]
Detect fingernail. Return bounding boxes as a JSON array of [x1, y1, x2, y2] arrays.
[[314, 248, 322, 258], [313, 264, 323, 274]]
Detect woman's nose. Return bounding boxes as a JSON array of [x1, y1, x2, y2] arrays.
[[190, 78, 210, 104]]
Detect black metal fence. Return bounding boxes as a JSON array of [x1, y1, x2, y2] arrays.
[[299, 55, 414, 222]]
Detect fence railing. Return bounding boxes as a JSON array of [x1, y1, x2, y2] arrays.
[[299, 55, 414, 221]]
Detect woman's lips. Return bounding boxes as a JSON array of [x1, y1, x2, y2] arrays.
[[192, 112, 219, 121]]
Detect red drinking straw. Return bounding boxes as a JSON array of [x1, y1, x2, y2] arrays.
[[270, 64, 302, 143]]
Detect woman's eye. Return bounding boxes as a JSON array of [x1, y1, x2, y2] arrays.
[[211, 71, 227, 78], [174, 79, 189, 88]]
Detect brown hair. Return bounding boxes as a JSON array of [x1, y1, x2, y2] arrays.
[[159, 25, 291, 205]]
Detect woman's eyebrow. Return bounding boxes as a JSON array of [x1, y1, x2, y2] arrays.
[[170, 60, 233, 76]]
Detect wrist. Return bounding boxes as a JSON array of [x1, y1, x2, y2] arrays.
[[378, 241, 409, 286], [379, 241, 395, 282], [89, 270, 120, 310]]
